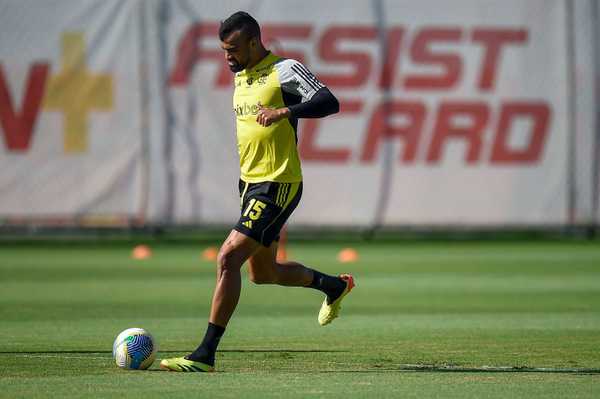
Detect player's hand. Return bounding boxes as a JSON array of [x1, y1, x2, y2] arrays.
[[256, 104, 290, 127]]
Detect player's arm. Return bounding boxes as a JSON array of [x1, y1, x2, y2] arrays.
[[256, 60, 339, 127], [256, 88, 338, 126], [286, 87, 339, 118]]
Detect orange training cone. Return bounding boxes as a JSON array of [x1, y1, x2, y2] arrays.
[[276, 247, 288, 263], [202, 246, 218, 262], [337, 248, 359, 263], [131, 244, 152, 260], [277, 226, 288, 262]]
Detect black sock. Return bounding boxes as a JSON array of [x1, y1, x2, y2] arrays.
[[186, 322, 225, 366], [307, 270, 346, 304]]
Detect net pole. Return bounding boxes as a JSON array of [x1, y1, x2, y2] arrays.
[[136, 0, 150, 226], [158, 0, 175, 225], [367, 0, 394, 240], [591, 0, 600, 238], [565, 0, 577, 231]]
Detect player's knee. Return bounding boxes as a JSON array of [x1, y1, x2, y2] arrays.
[[216, 249, 241, 274]]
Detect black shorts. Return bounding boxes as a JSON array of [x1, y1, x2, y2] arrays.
[[233, 180, 302, 247]]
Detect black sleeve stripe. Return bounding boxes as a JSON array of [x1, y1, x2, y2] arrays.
[[295, 65, 324, 90], [294, 63, 324, 87], [291, 65, 320, 91], [291, 64, 322, 92]]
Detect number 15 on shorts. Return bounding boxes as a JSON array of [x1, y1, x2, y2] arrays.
[[243, 199, 266, 220]]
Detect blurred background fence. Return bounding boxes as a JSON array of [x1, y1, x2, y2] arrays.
[[0, 0, 598, 238]]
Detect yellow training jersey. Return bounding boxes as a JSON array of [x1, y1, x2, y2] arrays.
[[233, 52, 325, 183]]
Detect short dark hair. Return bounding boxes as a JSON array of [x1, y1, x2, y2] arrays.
[[219, 11, 261, 41]]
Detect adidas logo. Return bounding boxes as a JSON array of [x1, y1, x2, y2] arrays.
[[243, 220, 252, 229]]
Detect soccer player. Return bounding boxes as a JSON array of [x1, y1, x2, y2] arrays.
[[160, 11, 355, 372]]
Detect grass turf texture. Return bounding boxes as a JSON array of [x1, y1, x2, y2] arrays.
[[1, 241, 599, 398]]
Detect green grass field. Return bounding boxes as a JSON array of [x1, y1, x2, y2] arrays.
[[1, 240, 599, 398]]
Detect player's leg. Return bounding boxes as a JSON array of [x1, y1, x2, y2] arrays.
[[247, 241, 312, 286], [209, 230, 261, 325], [247, 241, 355, 326], [191, 230, 261, 360], [160, 229, 261, 372], [248, 241, 349, 294], [243, 181, 354, 324]]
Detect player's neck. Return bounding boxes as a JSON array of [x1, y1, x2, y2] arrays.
[[246, 48, 270, 71]]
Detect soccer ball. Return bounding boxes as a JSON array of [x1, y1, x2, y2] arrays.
[[113, 328, 157, 370]]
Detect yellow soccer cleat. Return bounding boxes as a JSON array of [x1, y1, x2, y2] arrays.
[[318, 274, 355, 326], [159, 356, 215, 372]]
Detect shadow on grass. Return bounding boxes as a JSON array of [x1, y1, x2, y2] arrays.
[[148, 367, 600, 375], [316, 365, 600, 375], [0, 349, 347, 354], [3, 352, 598, 375]]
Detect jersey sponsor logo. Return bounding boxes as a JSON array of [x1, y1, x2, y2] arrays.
[[234, 102, 261, 117]]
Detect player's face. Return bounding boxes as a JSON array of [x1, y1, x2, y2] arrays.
[[221, 30, 255, 73]]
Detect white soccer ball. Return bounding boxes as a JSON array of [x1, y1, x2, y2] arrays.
[[113, 327, 157, 370]]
